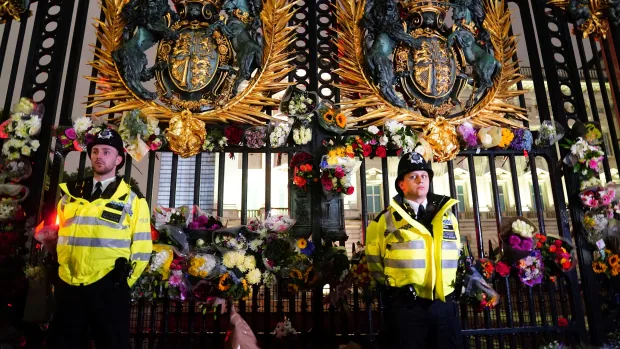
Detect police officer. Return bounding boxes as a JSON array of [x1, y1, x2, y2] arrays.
[[48, 128, 153, 349], [365, 152, 463, 349]]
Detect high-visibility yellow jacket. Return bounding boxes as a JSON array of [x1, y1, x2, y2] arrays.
[[365, 194, 461, 301], [57, 177, 152, 287]]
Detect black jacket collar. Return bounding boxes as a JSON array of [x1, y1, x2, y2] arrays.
[[65, 176, 123, 201]]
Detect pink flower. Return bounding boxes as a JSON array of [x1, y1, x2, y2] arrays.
[[589, 158, 599, 170], [169, 273, 182, 286], [65, 128, 77, 140], [508, 235, 521, 247], [346, 186, 354, 195], [149, 138, 163, 151], [334, 167, 345, 179]]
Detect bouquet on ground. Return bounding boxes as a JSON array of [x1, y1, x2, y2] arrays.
[[130, 244, 174, 301], [1, 97, 43, 160], [455, 253, 500, 312], [500, 217, 538, 262], [516, 250, 544, 287], [154, 205, 190, 228], [536, 234, 576, 275], [118, 109, 165, 161]]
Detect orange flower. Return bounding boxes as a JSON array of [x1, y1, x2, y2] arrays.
[[609, 254, 619, 267], [612, 266, 620, 277], [294, 176, 307, 187], [218, 273, 231, 291], [593, 261, 607, 274], [336, 113, 347, 128], [323, 109, 335, 123], [549, 245, 557, 253]]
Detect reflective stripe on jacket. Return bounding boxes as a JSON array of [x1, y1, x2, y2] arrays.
[[365, 197, 460, 301], [57, 179, 152, 287]]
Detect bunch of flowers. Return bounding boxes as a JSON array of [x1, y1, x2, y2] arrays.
[[535, 121, 564, 147], [537, 235, 575, 274], [580, 177, 601, 191], [507, 234, 534, 252], [592, 249, 620, 278], [350, 254, 375, 297], [292, 125, 312, 145], [245, 127, 267, 149], [362, 126, 388, 158], [188, 214, 223, 231], [474, 258, 495, 281], [457, 122, 479, 149], [478, 126, 502, 149], [495, 261, 511, 277], [510, 128, 534, 152], [583, 210, 610, 244], [264, 214, 296, 238], [166, 256, 189, 300], [202, 128, 228, 152], [579, 185, 616, 208], [281, 88, 317, 117], [498, 128, 515, 148], [539, 341, 569, 349], [384, 120, 418, 154], [295, 237, 315, 256], [2, 157, 32, 182], [293, 163, 316, 191], [321, 165, 354, 196], [118, 109, 165, 161], [455, 254, 499, 312], [224, 125, 243, 146], [148, 245, 174, 276], [154, 206, 189, 227], [1, 98, 43, 159], [584, 122, 603, 145], [321, 139, 358, 169], [563, 137, 605, 177], [188, 254, 218, 278], [317, 103, 347, 133], [274, 317, 297, 338], [56, 116, 105, 152], [269, 121, 291, 148], [516, 251, 544, 287], [215, 232, 248, 250], [502, 218, 536, 259], [344, 136, 365, 159]]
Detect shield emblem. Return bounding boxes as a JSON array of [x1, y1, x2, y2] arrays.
[[169, 29, 219, 92]]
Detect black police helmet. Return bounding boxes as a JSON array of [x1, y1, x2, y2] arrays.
[[395, 152, 433, 195], [86, 128, 125, 170]]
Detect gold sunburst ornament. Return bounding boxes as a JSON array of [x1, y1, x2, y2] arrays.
[[334, 0, 528, 161], [547, 0, 615, 38], [85, 0, 296, 127]]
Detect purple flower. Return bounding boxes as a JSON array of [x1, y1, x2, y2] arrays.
[[510, 129, 533, 151], [508, 235, 521, 248], [84, 132, 96, 145], [301, 241, 315, 256], [458, 123, 479, 148], [520, 238, 533, 251], [65, 128, 77, 140]]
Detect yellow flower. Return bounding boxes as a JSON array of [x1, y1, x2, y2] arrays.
[[336, 113, 347, 128], [609, 254, 620, 267], [328, 150, 337, 158], [323, 109, 335, 123], [199, 270, 207, 278], [346, 145, 353, 155], [593, 261, 607, 274], [612, 266, 620, 277], [327, 156, 338, 165], [242, 279, 249, 291], [297, 238, 308, 249], [290, 268, 303, 280], [218, 273, 231, 291], [498, 128, 514, 148]]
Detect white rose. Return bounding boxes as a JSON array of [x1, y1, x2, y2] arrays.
[[379, 136, 388, 146], [28, 117, 42, 136], [368, 125, 380, 135]]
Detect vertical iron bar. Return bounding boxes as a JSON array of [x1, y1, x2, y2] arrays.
[[265, 152, 271, 213], [188, 301, 195, 347], [123, 157, 132, 182], [494, 280, 504, 349], [527, 287, 538, 347], [504, 278, 516, 349], [217, 153, 225, 217], [529, 156, 545, 234], [359, 159, 368, 242], [57, 0, 90, 126], [169, 154, 179, 208], [264, 287, 272, 349], [548, 280, 559, 328], [161, 298, 170, 347], [3, 17, 28, 116], [135, 299, 145, 348], [77, 152, 87, 181], [509, 156, 522, 216], [538, 285, 549, 343], [194, 153, 202, 205], [488, 155, 502, 247], [175, 301, 182, 347], [467, 155, 484, 258], [146, 152, 156, 208], [241, 152, 248, 225], [381, 157, 390, 210], [447, 159, 458, 216], [148, 301, 157, 349], [0, 21, 13, 92]]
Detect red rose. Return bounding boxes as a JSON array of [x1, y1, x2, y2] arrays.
[[376, 146, 387, 158], [554, 239, 563, 247], [346, 186, 355, 195], [536, 241, 543, 249], [224, 126, 243, 145], [496, 261, 511, 277], [549, 245, 557, 253], [352, 143, 358, 150], [562, 261, 572, 270], [151, 224, 160, 241], [396, 148, 403, 156], [558, 317, 568, 327], [362, 144, 372, 157]]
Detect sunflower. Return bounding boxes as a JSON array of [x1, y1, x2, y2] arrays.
[[290, 268, 303, 280], [593, 261, 608, 274], [612, 266, 620, 277], [609, 254, 620, 267], [218, 273, 231, 291], [323, 109, 335, 123], [297, 238, 308, 249], [242, 279, 249, 291], [335, 113, 347, 128], [304, 266, 314, 282]]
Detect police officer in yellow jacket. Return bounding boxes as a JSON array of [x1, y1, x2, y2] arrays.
[[366, 152, 463, 349], [48, 128, 152, 349]]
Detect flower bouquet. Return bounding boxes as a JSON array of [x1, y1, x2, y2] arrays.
[[1, 156, 32, 182], [384, 120, 419, 155], [535, 120, 565, 147], [510, 128, 534, 152], [478, 126, 502, 149], [0, 184, 28, 222], [0, 97, 43, 160], [279, 86, 318, 118], [320, 164, 354, 199], [498, 128, 515, 149], [264, 214, 296, 238], [316, 101, 347, 134], [154, 205, 190, 228], [362, 126, 389, 158], [500, 217, 538, 263], [56, 117, 106, 153], [579, 183, 617, 208], [185, 214, 224, 246], [474, 258, 495, 281], [516, 250, 544, 287], [202, 128, 228, 152], [225, 125, 244, 146], [293, 163, 316, 191], [292, 124, 312, 145], [592, 248, 620, 278], [583, 209, 611, 245], [166, 256, 190, 301], [562, 137, 605, 177], [456, 254, 500, 312], [269, 121, 292, 148], [457, 122, 479, 149], [536, 234, 576, 275], [244, 126, 267, 149], [118, 109, 165, 161]]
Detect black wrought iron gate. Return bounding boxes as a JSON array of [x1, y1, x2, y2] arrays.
[[3, 0, 620, 348]]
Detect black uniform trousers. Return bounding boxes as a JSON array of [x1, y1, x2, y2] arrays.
[[382, 291, 463, 349], [47, 271, 130, 349]]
